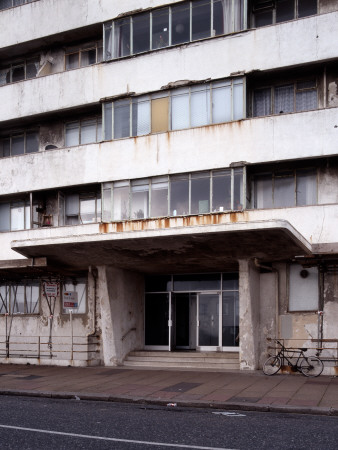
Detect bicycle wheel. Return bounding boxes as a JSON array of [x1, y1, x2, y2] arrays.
[[300, 356, 324, 377], [263, 356, 281, 375]]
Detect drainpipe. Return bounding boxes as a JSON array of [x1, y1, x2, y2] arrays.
[[317, 266, 325, 354], [254, 258, 279, 340]]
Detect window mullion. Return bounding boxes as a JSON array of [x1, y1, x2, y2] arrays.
[[188, 174, 192, 215], [211, 0, 214, 36], [189, 2, 192, 42], [230, 169, 234, 210], [169, 7, 172, 46], [210, 171, 213, 212]]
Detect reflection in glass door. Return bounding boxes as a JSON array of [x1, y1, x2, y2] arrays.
[[145, 293, 169, 349], [197, 293, 219, 349], [222, 291, 239, 348]]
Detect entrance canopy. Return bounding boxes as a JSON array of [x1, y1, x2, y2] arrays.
[[10, 219, 312, 273]]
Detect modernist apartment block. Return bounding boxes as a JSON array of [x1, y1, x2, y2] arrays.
[[1, 0, 338, 373]]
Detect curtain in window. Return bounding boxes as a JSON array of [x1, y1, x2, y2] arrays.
[[104, 24, 113, 60], [11, 202, 25, 230], [233, 80, 244, 120], [151, 178, 168, 217], [212, 81, 231, 123], [114, 100, 130, 139], [296, 170, 317, 206], [113, 182, 130, 220], [65, 122, 80, 146], [253, 88, 271, 117], [132, 98, 151, 136], [81, 119, 97, 144], [274, 174, 294, 207], [114, 19, 131, 58], [104, 103, 113, 140], [254, 176, 273, 209], [274, 85, 294, 114], [171, 88, 189, 130], [191, 86, 211, 127], [131, 180, 149, 219], [296, 90, 317, 112]]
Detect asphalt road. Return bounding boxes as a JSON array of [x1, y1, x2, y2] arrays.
[[0, 396, 337, 449]]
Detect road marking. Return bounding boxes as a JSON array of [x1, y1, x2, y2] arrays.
[[212, 412, 246, 417], [0, 424, 237, 450]]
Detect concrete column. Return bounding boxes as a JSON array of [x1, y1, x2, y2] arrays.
[[238, 259, 260, 370], [97, 265, 144, 366]]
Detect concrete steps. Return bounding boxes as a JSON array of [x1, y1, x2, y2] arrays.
[[123, 351, 240, 370]]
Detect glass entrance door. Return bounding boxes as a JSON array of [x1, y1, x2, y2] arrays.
[[145, 293, 170, 350], [197, 293, 220, 350]]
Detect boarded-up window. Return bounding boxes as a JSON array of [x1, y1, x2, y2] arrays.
[[289, 265, 318, 311], [151, 97, 169, 133]]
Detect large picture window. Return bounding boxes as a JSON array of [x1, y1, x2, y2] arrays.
[[252, 0, 317, 28], [253, 168, 317, 209], [102, 167, 245, 222], [0, 131, 39, 158], [253, 80, 318, 117], [104, 0, 246, 60], [0, 280, 40, 314], [103, 78, 244, 140]]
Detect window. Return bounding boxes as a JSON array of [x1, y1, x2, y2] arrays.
[[252, 0, 317, 28], [65, 117, 102, 147], [104, 0, 246, 60], [253, 79, 317, 116], [0, 57, 39, 86], [0, 131, 39, 158], [289, 264, 318, 311], [102, 167, 245, 222], [253, 168, 317, 209], [65, 42, 103, 70], [0, 0, 37, 11], [62, 278, 87, 314], [0, 199, 30, 232], [103, 78, 244, 140], [64, 191, 101, 225], [0, 280, 39, 314]]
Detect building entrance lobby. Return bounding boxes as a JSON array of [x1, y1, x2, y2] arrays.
[[144, 273, 239, 352]]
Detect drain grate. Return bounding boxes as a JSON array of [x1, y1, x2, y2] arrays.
[[162, 382, 201, 393]]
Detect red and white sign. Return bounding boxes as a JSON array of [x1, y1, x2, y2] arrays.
[[43, 282, 59, 297], [63, 291, 78, 308]]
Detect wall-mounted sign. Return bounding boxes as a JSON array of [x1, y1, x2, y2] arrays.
[[63, 291, 78, 308], [43, 282, 59, 297]]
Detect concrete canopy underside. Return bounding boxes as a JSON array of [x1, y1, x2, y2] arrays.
[[10, 220, 312, 274]]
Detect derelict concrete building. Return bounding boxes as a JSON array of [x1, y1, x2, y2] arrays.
[[1, 0, 338, 373]]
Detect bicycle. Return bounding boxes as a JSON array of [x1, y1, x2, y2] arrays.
[[263, 339, 324, 377]]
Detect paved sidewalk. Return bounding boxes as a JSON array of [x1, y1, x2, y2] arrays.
[[0, 364, 338, 416]]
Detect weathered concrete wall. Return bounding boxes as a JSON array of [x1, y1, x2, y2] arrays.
[[0, 271, 97, 366], [1, 108, 338, 196], [320, 0, 338, 13], [239, 259, 260, 370], [2, 11, 338, 123], [97, 265, 144, 366], [0, 0, 180, 50]]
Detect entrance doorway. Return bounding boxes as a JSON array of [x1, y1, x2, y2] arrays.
[[144, 273, 239, 352]]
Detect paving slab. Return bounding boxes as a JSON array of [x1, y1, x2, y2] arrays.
[[0, 364, 337, 415]]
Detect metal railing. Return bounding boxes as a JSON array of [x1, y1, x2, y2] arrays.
[[0, 334, 100, 362]]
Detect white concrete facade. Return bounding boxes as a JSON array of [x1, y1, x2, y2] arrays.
[[1, 0, 338, 373]]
